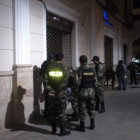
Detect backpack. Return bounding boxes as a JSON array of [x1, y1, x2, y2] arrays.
[[47, 62, 67, 90]]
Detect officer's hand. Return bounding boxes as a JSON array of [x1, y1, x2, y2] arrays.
[[48, 90, 55, 96]]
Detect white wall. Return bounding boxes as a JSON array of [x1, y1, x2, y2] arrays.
[[0, 0, 13, 71], [29, 0, 45, 67], [78, 13, 91, 63]]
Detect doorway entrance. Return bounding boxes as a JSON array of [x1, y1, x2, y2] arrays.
[[47, 12, 73, 67], [104, 35, 113, 70], [123, 44, 128, 65]]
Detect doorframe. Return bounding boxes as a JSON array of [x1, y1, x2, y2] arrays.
[[123, 44, 128, 65], [104, 27, 115, 67], [43, 0, 80, 68], [104, 35, 113, 70]]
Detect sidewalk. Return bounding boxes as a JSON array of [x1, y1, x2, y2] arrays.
[[0, 83, 140, 140]]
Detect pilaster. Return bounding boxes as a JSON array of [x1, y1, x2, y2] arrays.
[[15, 0, 30, 64]]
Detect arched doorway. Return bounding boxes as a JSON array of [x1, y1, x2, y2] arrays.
[[131, 38, 140, 79], [132, 38, 140, 63]]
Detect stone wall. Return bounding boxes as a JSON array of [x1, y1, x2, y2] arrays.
[[0, 71, 13, 129], [0, 65, 45, 130], [0, 0, 14, 71]]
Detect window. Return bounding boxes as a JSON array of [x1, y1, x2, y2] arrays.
[[134, 0, 140, 9]]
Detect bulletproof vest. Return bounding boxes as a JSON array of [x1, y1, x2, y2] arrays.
[[80, 68, 95, 88], [47, 63, 66, 89]]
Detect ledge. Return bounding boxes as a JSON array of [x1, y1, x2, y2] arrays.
[[0, 71, 14, 76], [13, 64, 33, 69], [47, 0, 80, 17]]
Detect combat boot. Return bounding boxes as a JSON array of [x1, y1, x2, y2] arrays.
[[60, 126, 71, 136], [67, 112, 75, 117], [99, 101, 105, 113], [52, 123, 57, 134], [75, 121, 85, 132], [68, 112, 79, 121], [90, 118, 95, 130]]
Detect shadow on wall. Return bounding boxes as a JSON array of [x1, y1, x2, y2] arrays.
[[4, 72, 51, 134], [5, 86, 26, 128], [29, 65, 45, 123]]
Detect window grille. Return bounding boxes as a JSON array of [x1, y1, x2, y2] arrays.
[[47, 12, 73, 67]]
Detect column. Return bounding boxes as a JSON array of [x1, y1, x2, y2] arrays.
[[15, 0, 30, 64], [118, 23, 122, 60], [90, 0, 96, 59], [14, 0, 33, 96]]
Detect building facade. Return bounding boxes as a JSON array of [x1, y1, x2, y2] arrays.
[[0, 0, 138, 129]]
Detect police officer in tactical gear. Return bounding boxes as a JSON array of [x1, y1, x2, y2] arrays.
[[67, 68, 79, 121], [92, 56, 105, 113], [40, 53, 55, 117], [75, 55, 97, 132], [45, 53, 71, 136], [127, 62, 138, 85]]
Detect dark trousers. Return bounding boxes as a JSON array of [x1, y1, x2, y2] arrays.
[[43, 82, 49, 117], [118, 76, 126, 90], [44, 91, 49, 113], [130, 72, 137, 84]]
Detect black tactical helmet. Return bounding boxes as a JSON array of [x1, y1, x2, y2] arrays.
[[55, 53, 64, 61], [79, 55, 87, 63], [118, 60, 123, 65], [92, 56, 99, 61]]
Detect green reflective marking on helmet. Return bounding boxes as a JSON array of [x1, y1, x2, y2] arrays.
[[49, 71, 63, 77]]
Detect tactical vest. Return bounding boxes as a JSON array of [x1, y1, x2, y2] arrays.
[[47, 63, 66, 89], [80, 68, 95, 88]]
